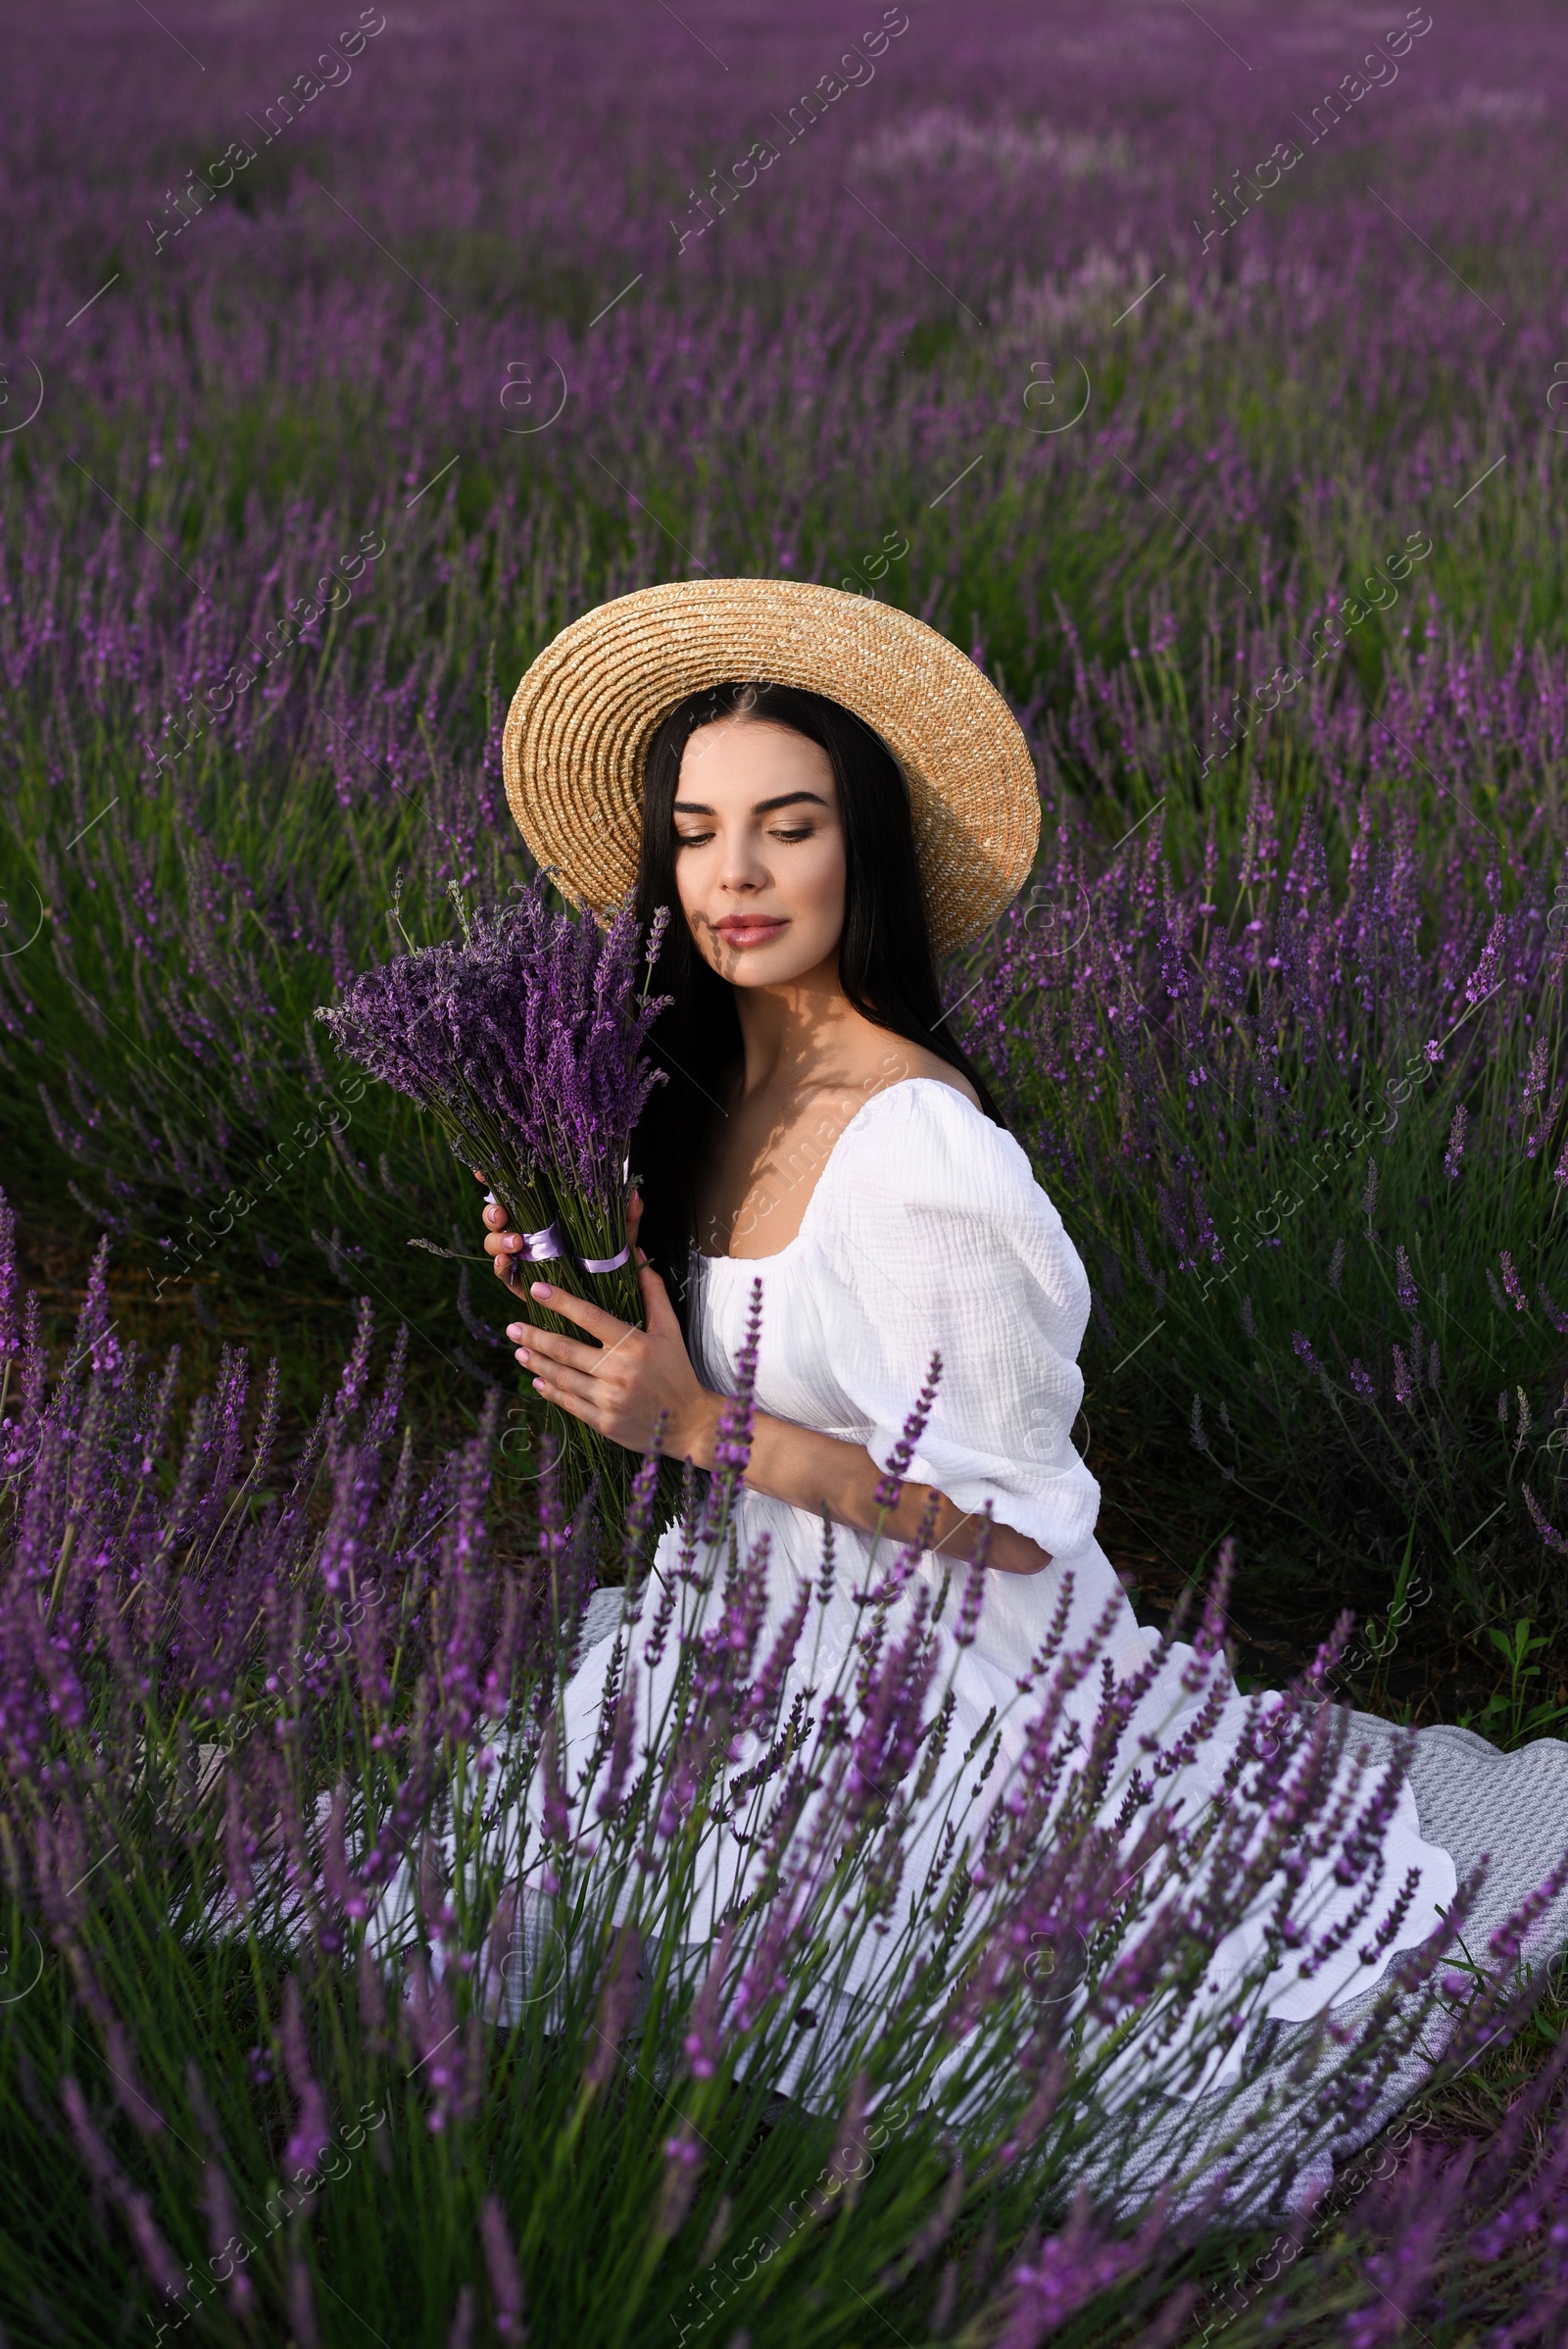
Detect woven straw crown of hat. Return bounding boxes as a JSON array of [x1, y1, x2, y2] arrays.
[[502, 577, 1041, 958]]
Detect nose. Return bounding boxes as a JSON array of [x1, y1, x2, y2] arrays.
[[713, 822, 770, 896]]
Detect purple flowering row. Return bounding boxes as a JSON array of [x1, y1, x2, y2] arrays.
[[5, 1196, 1568, 2336]]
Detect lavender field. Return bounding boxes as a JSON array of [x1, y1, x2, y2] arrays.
[[3, 0, 1568, 2339]]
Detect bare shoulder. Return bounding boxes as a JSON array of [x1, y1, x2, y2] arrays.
[[883, 1042, 982, 1110], [800, 1039, 983, 1142]]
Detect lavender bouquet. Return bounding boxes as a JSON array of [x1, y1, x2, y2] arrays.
[[316, 878, 672, 1531]]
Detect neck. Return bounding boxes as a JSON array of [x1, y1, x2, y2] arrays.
[[729, 951, 883, 1101]]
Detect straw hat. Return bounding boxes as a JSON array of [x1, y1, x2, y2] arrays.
[[501, 578, 1040, 958]]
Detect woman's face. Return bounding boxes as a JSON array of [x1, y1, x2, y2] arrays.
[[672, 716, 848, 987]]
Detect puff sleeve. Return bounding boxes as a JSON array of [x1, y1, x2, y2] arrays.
[[815, 1081, 1102, 1561]]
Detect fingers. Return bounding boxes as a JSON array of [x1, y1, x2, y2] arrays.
[[523, 1281, 625, 1343], [487, 1237, 521, 1286], [638, 1258, 678, 1330], [482, 1198, 525, 1284], [505, 1324, 618, 1377], [525, 1365, 603, 1420], [626, 1189, 643, 1247]]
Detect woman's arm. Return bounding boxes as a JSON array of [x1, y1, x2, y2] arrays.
[[481, 1193, 1052, 1578], [688, 1393, 1055, 1577]]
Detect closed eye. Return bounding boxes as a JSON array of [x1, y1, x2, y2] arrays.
[[674, 823, 819, 848]]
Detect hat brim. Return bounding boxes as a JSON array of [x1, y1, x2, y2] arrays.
[[501, 577, 1041, 958]]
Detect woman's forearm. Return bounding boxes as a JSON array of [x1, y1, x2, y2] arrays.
[[679, 1393, 1054, 1577]]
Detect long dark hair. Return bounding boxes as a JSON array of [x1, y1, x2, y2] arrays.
[[629, 681, 1008, 1322]]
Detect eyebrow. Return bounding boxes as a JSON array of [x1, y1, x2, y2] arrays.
[[671, 791, 831, 816]]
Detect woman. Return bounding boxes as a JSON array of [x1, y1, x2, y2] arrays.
[[482, 579, 1568, 2207]]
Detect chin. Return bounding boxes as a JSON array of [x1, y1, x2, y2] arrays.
[[730, 941, 831, 986]]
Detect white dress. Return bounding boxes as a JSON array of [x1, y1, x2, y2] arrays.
[[541, 1077, 1458, 2097]]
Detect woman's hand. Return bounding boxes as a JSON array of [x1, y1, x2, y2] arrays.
[[472, 1176, 1052, 1573], [507, 1255, 722, 1465], [478, 1181, 644, 1288], [477, 1171, 520, 1286]]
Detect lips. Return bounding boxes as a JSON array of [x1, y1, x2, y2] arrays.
[[716, 917, 787, 946]]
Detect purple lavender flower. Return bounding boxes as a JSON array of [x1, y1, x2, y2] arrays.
[[700, 1278, 762, 1543], [480, 2197, 527, 2341], [710, 1281, 763, 1478], [279, 1976, 330, 2178], [202, 2163, 254, 2315], [1523, 1484, 1568, 1554], [654, 2128, 704, 2238], [826, 2072, 869, 2188], [286, 2253, 320, 2349], [997, 2191, 1169, 2347], [0, 1188, 18, 1361], [581, 1925, 643, 2093], [539, 1716, 571, 1843], [74, 1237, 123, 1391], [317, 883, 670, 1251], [317, 884, 672, 1534], [1342, 2140, 1471, 2348], [1536, 1281, 1568, 1335], [408, 1953, 473, 2134], [682, 1922, 735, 2080], [595, 1666, 641, 1820], [873, 1350, 943, 1510], [1445, 1101, 1470, 1180], [333, 1296, 376, 1423], [954, 1514, 993, 1647], [61, 2079, 185, 2300]]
